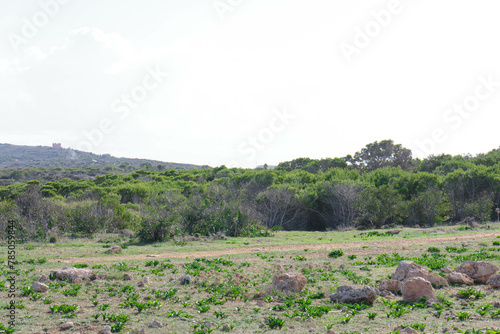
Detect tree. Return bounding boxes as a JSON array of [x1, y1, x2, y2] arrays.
[[316, 180, 363, 229], [346, 139, 413, 172], [256, 186, 306, 230]]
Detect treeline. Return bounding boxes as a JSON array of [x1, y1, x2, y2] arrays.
[[1, 140, 500, 242]]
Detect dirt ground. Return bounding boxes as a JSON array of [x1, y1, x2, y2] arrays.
[[51, 231, 500, 263]]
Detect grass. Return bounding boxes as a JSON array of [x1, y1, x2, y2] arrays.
[[3, 222, 500, 333]]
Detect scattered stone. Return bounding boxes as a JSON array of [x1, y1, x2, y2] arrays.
[[446, 272, 474, 285], [329, 286, 377, 305], [401, 277, 436, 303], [138, 277, 151, 287], [60, 322, 73, 330], [98, 325, 112, 334], [379, 279, 401, 292], [32, 281, 49, 292], [148, 320, 162, 328], [37, 274, 48, 283], [180, 275, 191, 285], [105, 245, 123, 254], [124, 273, 133, 281], [51, 267, 96, 283], [271, 273, 307, 293], [440, 267, 453, 274], [455, 260, 499, 283], [400, 327, 419, 334], [391, 261, 447, 287], [275, 264, 286, 274], [132, 330, 145, 334], [486, 274, 500, 288], [379, 290, 397, 299], [72, 276, 83, 284]]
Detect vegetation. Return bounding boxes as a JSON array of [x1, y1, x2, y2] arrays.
[[1, 140, 500, 242]]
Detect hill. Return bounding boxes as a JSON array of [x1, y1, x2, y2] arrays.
[[0, 143, 201, 170]]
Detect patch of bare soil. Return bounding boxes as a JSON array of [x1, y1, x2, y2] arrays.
[[50, 231, 500, 263]]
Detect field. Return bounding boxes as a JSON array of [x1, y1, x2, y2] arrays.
[[2, 223, 500, 334]]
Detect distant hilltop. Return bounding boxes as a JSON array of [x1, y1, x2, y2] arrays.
[[0, 143, 201, 170]]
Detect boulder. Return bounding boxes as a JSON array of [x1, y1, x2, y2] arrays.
[[32, 281, 49, 292], [329, 286, 377, 305], [455, 260, 498, 283], [148, 320, 162, 328], [486, 274, 500, 288], [105, 245, 123, 254], [379, 279, 401, 292], [180, 275, 191, 285], [98, 325, 112, 334], [446, 272, 474, 285], [137, 277, 151, 287], [440, 267, 453, 274], [271, 273, 307, 293], [400, 327, 419, 334], [60, 322, 73, 330], [401, 277, 436, 303], [51, 267, 96, 283], [391, 261, 447, 287], [37, 274, 49, 283]]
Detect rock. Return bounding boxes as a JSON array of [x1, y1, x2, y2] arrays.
[[486, 274, 500, 288], [51, 267, 96, 283], [388, 229, 401, 235], [327, 330, 336, 334], [275, 264, 286, 274], [146, 254, 159, 257], [60, 322, 73, 330], [406, 268, 447, 287], [137, 277, 151, 287], [132, 330, 145, 334], [379, 279, 401, 292], [180, 275, 191, 285], [400, 327, 419, 334], [98, 325, 112, 334], [446, 272, 474, 285], [271, 273, 307, 293], [441, 267, 453, 274], [37, 275, 49, 283], [455, 260, 499, 283], [379, 290, 397, 299], [329, 286, 377, 305], [32, 281, 49, 292], [124, 273, 133, 281], [148, 320, 162, 328], [392, 261, 423, 280], [392, 261, 447, 287], [72, 276, 83, 284], [401, 277, 436, 303], [105, 245, 123, 254]]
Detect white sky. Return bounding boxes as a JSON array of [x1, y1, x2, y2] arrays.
[[1, 0, 499, 168]]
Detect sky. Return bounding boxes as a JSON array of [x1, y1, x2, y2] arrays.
[[1, 0, 499, 168]]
